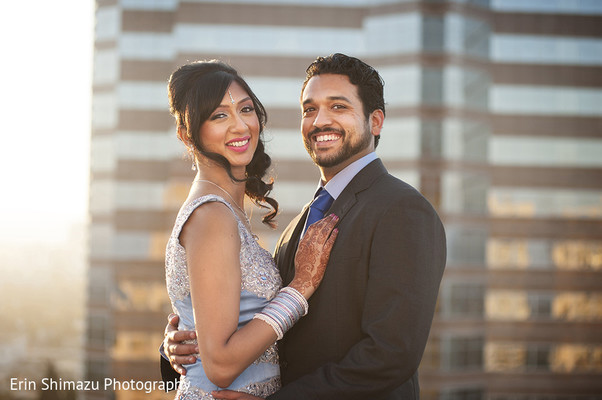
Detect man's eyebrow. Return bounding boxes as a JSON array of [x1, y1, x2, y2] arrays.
[[328, 96, 352, 103], [302, 96, 352, 106]]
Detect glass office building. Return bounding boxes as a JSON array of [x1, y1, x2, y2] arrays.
[[86, 1, 602, 398]]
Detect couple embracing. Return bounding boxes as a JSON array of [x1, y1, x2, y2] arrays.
[[160, 53, 446, 399]]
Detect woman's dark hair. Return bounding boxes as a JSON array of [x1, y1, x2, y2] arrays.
[[168, 60, 278, 227], [301, 53, 386, 148]]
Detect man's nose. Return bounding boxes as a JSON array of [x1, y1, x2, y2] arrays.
[[312, 108, 332, 128]]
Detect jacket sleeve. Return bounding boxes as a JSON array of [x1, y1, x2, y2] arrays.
[[159, 344, 180, 390], [268, 196, 446, 399]]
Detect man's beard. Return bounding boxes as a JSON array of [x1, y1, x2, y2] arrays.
[[304, 124, 372, 168]]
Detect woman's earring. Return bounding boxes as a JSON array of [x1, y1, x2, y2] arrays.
[[192, 162, 197, 171]]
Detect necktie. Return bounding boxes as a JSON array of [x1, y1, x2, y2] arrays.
[[302, 188, 334, 235]]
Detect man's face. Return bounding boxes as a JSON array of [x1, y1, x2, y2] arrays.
[[300, 74, 376, 177]]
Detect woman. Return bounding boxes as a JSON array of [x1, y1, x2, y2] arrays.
[[164, 60, 338, 399]]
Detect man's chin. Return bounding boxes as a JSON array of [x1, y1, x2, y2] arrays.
[[312, 154, 346, 168]]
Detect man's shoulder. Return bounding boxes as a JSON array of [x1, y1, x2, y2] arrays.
[[370, 171, 422, 198], [361, 172, 440, 217]]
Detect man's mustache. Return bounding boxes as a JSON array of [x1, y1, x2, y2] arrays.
[[307, 127, 345, 138]]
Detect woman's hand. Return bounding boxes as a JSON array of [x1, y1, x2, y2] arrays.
[[289, 214, 339, 299]]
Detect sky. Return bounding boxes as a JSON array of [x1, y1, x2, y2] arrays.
[[0, 0, 94, 244]]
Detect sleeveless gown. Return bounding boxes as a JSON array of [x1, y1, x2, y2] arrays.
[[165, 195, 282, 399]]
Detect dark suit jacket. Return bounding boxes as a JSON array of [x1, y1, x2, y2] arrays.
[[267, 159, 446, 399]]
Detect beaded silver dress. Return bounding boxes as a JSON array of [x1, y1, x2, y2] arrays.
[[165, 195, 282, 399]]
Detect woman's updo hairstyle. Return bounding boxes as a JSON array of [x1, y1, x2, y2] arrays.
[[168, 60, 278, 227]]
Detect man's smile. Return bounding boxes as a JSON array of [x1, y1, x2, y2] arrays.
[[314, 133, 341, 143]]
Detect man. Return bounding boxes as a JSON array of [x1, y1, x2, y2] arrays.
[[163, 53, 446, 399]]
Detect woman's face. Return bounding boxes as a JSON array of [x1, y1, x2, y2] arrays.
[[198, 81, 260, 172]]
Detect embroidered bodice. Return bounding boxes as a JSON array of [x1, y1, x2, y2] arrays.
[[165, 195, 282, 399]]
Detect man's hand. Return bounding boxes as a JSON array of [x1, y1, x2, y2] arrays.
[[212, 390, 264, 400], [163, 314, 198, 375]]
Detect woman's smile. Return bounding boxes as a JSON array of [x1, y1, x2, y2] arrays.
[[226, 136, 251, 152]]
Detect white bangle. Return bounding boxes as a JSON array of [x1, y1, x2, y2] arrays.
[[254, 313, 284, 340], [253, 286, 309, 340], [281, 286, 309, 316]]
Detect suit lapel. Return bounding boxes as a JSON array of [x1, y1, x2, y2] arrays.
[[277, 203, 310, 285], [276, 159, 388, 284], [328, 159, 387, 220]]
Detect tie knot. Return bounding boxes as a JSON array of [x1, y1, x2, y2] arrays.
[[302, 188, 334, 235], [311, 189, 334, 213]]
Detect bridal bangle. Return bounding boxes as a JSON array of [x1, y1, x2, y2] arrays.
[[254, 287, 309, 340]]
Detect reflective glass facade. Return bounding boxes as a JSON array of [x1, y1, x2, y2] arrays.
[[472, 1, 601, 398]]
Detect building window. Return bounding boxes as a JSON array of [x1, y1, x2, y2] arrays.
[[442, 171, 489, 215], [490, 136, 602, 168], [550, 344, 602, 372], [487, 342, 602, 374], [446, 226, 487, 267], [443, 66, 490, 111], [552, 292, 602, 321], [553, 241, 602, 271], [526, 343, 551, 371], [442, 283, 485, 318], [112, 331, 165, 361], [87, 313, 111, 347], [487, 395, 602, 400], [442, 118, 490, 163], [491, 85, 602, 117], [491, 0, 602, 15], [487, 238, 602, 271], [488, 239, 532, 270], [491, 34, 602, 66], [486, 290, 530, 321], [85, 358, 108, 383], [440, 388, 484, 400], [113, 280, 171, 312], [528, 293, 553, 320], [488, 187, 602, 219], [88, 266, 112, 306], [445, 13, 490, 58], [485, 342, 526, 372], [443, 336, 484, 370]]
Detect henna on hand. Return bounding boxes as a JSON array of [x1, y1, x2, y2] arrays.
[[291, 214, 339, 298]]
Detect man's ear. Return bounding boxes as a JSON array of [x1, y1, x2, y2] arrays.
[[369, 109, 384, 137]]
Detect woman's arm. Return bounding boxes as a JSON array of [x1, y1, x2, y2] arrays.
[[181, 203, 338, 388], [182, 202, 278, 388]]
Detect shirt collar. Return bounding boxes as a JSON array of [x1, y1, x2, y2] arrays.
[[313, 152, 378, 200]]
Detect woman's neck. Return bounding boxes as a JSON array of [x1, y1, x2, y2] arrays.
[[193, 168, 246, 204]]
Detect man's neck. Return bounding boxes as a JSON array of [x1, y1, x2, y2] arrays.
[[317, 152, 377, 201], [319, 149, 373, 183]]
